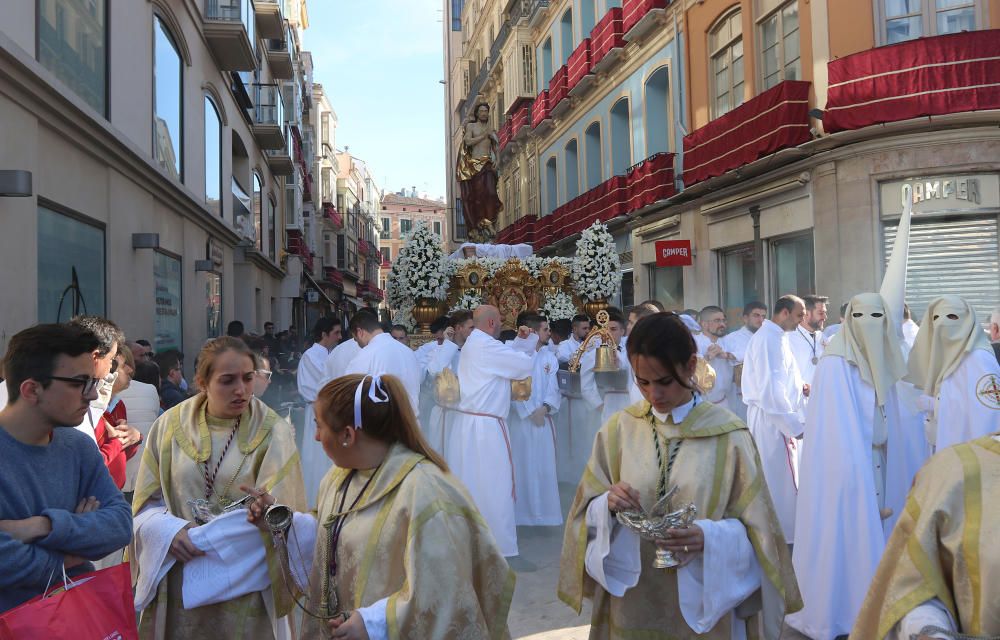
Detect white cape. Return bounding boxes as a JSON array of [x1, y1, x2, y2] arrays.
[[932, 348, 1000, 450]]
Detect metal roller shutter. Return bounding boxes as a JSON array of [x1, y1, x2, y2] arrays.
[[883, 216, 1000, 326]]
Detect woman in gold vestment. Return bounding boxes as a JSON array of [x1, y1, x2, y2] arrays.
[[558, 313, 801, 639], [131, 337, 306, 639], [245, 373, 514, 640]]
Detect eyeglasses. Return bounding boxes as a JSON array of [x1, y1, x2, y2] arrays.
[[255, 369, 273, 381], [41, 376, 101, 396]]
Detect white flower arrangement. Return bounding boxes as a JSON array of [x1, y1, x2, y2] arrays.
[[572, 221, 621, 301], [450, 290, 483, 314], [540, 290, 578, 321], [391, 304, 416, 332], [397, 222, 449, 301]]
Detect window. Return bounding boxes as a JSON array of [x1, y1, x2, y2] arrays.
[[253, 174, 263, 250], [565, 139, 580, 200], [644, 67, 671, 155], [721, 245, 761, 325], [400, 218, 413, 238], [434, 220, 442, 237], [709, 10, 744, 119], [540, 38, 553, 91], [511, 166, 522, 220], [581, 0, 597, 35], [267, 197, 276, 259], [380, 217, 391, 239], [337, 234, 346, 270], [585, 122, 603, 189], [37, 205, 106, 322], [521, 44, 535, 94], [455, 198, 467, 240], [648, 265, 684, 311], [882, 0, 978, 44], [759, 1, 800, 90], [381, 246, 391, 264], [153, 16, 183, 180], [545, 157, 559, 213], [610, 98, 631, 176], [770, 232, 814, 301], [526, 156, 538, 216], [560, 9, 574, 65], [322, 168, 333, 203], [451, 0, 464, 30], [153, 252, 182, 353], [204, 97, 222, 216], [37, 0, 107, 115]]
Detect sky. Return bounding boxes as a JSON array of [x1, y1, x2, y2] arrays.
[[302, 0, 447, 199]]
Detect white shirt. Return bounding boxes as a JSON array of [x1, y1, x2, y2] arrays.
[[694, 334, 735, 405], [724, 326, 755, 364], [787, 325, 825, 385], [345, 333, 422, 418], [322, 338, 361, 384], [556, 335, 583, 364]]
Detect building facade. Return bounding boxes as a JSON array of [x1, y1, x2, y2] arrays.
[[445, 0, 1000, 323], [0, 0, 318, 359], [378, 193, 450, 304]]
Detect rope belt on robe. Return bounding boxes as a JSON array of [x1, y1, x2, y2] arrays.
[[453, 408, 517, 500]]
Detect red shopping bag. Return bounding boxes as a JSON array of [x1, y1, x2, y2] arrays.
[[0, 563, 138, 640]]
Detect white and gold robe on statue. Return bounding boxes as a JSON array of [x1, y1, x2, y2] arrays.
[[446, 328, 533, 557], [131, 395, 306, 640], [851, 435, 1000, 639], [299, 443, 515, 639], [558, 399, 801, 640]]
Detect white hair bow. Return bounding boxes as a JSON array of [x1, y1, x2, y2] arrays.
[[353, 374, 390, 429]]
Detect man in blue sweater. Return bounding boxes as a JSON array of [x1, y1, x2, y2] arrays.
[[0, 323, 133, 614]]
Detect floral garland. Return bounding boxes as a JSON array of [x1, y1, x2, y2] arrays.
[[450, 290, 483, 314], [572, 221, 620, 301], [540, 290, 578, 321]]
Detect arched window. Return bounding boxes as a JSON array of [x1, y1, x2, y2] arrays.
[[581, 0, 598, 36], [709, 9, 744, 118], [154, 15, 183, 179], [565, 139, 580, 200], [644, 66, 670, 156], [253, 173, 263, 251], [585, 121, 603, 189], [204, 96, 222, 217], [540, 38, 553, 91], [560, 9, 574, 64], [545, 157, 559, 214], [610, 97, 631, 176]]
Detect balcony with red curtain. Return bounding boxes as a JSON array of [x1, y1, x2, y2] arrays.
[[532, 90, 552, 130], [286, 229, 314, 273], [824, 30, 1000, 133], [302, 172, 313, 202], [498, 118, 513, 152], [682, 80, 811, 187], [567, 38, 594, 96], [590, 8, 625, 73], [511, 101, 532, 140], [358, 239, 370, 257], [322, 266, 344, 289], [496, 214, 538, 245], [548, 65, 569, 116], [322, 203, 343, 229], [622, 0, 669, 41]]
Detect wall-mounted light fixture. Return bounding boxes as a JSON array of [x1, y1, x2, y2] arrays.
[[194, 260, 215, 272], [131, 233, 161, 249], [0, 170, 33, 197]]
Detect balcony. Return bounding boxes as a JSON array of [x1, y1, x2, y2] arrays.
[[528, 0, 551, 29], [824, 30, 1000, 133], [591, 8, 625, 74], [489, 21, 511, 70], [358, 239, 371, 257], [531, 90, 552, 132], [622, 0, 669, 43], [496, 214, 538, 245], [498, 119, 513, 153], [204, 0, 257, 71], [511, 101, 532, 141], [358, 280, 384, 302], [682, 80, 811, 186], [567, 38, 594, 97], [322, 266, 344, 289], [253, 0, 284, 39], [548, 65, 570, 118], [266, 34, 293, 79], [251, 84, 286, 148], [321, 203, 343, 230], [286, 229, 314, 273], [266, 127, 294, 175]]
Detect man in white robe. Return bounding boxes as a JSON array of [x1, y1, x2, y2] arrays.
[[580, 308, 633, 429], [509, 314, 562, 526], [556, 314, 591, 364], [695, 306, 740, 416], [424, 311, 475, 456], [322, 336, 361, 385], [906, 295, 1000, 451], [725, 302, 767, 422], [414, 316, 450, 430], [445, 305, 533, 557], [741, 295, 807, 543], [295, 317, 342, 508], [344, 311, 421, 418], [788, 293, 928, 640], [786, 294, 828, 386]]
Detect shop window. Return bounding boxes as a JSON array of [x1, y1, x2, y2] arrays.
[[153, 15, 183, 180], [770, 232, 815, 301], [648, 265, 684, 310], [721, 245, 761, 325], [759, 1, 800, 90], [565, 139, 580, 200], [37, 205, 106, 322], [881, 0, 980, 45], [709, 9, 745, 119], [154, 252, 182, 353], [205, 272, 222, 338], [610, 98, 631, 176], [204, 96, 222, 217], [644, 66, 670, 155], [38, 0, 107, 116], [585, 122, 603, 189]]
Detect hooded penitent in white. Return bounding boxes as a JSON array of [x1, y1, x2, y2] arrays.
[[788, 293, 928, 640], [905, 295, 1000, 450]]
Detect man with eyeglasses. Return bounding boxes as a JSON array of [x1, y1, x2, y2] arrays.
[[0, 323, 133, 614]]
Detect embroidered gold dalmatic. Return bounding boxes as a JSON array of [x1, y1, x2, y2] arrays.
[[132, 395, 306, 640], [299, 443, 515, 640], [558, 401, 802, 639], [851, 436, 1000, 639]]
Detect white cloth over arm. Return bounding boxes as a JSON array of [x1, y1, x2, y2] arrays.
[[892, 598, 956, 640], [583, 492, 641, 596], [132, 498, 187, 611]]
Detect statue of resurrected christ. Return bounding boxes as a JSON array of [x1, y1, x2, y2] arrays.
[[456, 102, 503, 243]]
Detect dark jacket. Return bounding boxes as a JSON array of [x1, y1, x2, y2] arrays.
[[159, 379, 188, 410]]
